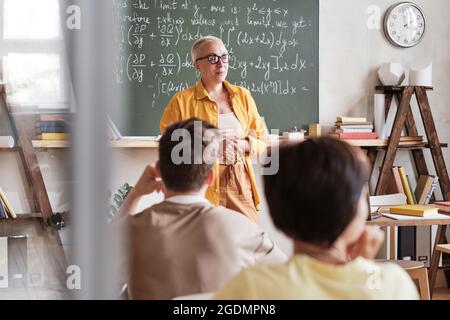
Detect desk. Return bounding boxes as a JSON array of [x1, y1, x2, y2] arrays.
[[368, 216, 450, 295]]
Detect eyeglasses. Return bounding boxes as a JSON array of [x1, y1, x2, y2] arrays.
[[195, 53, 230, 64]]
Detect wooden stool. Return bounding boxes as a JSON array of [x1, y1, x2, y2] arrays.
[[377, 259, 430, 300], [436, 244, 450, 255], [431, 244, 450, 295]]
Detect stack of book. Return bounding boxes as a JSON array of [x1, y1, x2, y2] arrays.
[[0, 187, 16, 220], [392, 135, 424, 146], [329, 116, 378, 140], [35, 114, 70, 141], [433, 201, 450, 215]]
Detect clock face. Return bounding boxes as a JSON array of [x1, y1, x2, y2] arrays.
[[384, 2, 426, 47]]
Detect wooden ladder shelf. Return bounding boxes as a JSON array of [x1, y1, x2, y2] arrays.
[[374, 85, 450, 292], [0, 84, 53, 222]]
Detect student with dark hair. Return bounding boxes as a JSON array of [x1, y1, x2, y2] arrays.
[[118, 118, 286, 299], [215, 137, 419, 299]]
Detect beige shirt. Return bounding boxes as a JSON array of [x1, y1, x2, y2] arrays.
[[125, 195, 287, 299]]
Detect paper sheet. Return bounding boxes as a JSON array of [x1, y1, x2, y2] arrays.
[[382, 212, 450, 220]]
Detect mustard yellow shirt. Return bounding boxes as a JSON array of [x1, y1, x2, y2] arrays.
[[214, 254, 419, 300], [160, 80, 267, 209]]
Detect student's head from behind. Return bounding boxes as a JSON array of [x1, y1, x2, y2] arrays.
[[264, 137, 370, 248], [158, 118, 219, 194]]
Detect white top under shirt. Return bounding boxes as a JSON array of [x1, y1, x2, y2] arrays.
[[218, 112, 244, 165], [218, 112, 244, 139]]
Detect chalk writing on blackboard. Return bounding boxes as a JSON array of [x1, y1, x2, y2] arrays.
[[112, 0, 318, 135]]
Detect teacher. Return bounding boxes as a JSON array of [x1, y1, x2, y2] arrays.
[[160, 36, 267, 223]]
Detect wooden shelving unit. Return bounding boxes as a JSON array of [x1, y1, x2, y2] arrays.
[[0, 84, 54, 222], [366, 85, 450, 293]]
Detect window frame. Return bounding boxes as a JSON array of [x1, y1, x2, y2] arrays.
[[0, 0, 70, 112]]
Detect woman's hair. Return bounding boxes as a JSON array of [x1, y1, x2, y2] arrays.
[[263, 137, 370, 247], [159, 118, 219, 192], [191, 36, 225, 63]]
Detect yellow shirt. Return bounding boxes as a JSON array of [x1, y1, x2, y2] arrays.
[[160, 80, 267, 210], [214, 254, 419, 300]]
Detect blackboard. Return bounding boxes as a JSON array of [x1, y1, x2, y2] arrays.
[[112, 0, 319, 135]]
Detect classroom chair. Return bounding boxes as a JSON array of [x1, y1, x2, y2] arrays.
[[377, 259, 430, 300], [432, 244, 450, 294]]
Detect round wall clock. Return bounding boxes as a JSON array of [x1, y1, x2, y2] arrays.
[[384, 2, 426, 48]]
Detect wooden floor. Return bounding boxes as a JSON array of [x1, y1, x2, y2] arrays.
[[0, 218, 70, 299], [433, 287, 450, 300]]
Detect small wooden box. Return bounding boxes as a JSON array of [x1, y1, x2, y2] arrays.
[[308, 123, 321, 138]]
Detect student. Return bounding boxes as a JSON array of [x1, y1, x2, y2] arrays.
[[215, 137, 419, 299], [118, 118, 287, 300]]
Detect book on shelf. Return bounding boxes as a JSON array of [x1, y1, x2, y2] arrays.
[[334, 128, 374, 133], [336, 116, 367, 123], [36, 127, 67, 134], [395, 136, 423, 142], [389, 204, 439, 217], [391, 166, 405, 194], [335, 121, 372, 126], [424, 176, 439, 204], [328, 132, 378, 140], [36, 133, 69, 141], [433, 201, 450, 214], [0, 187, 16, 219], [35, 120, 67, 128], [414, 175, 435, 205], [35, 114, 70, 140], [397, 166, 415, 204], [406, 174, 417, 204], [335, 124, 374, 129], [39, 114, 67, 121]]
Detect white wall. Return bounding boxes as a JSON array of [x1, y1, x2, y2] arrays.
[[320, 0, 450, 197], [2, 0, 449, 256]]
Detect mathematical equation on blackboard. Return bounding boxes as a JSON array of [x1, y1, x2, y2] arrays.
[[113, 0, 315, 108]]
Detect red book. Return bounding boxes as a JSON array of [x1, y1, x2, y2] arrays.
[[335, 132, 378, 140], [39, 114, 66, 121], [434, 201, 450, 206], [434, 201, 450, 214]]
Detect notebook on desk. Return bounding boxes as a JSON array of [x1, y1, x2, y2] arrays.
[[107, 116, 160, 141], [382, 212, 450, 220]]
